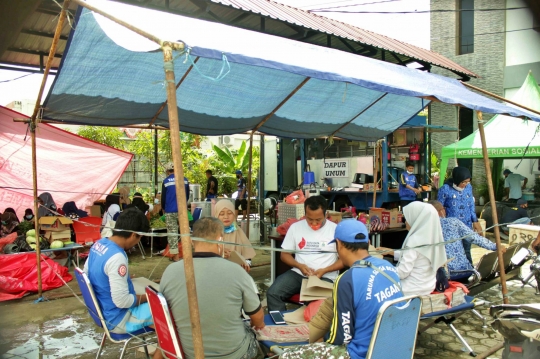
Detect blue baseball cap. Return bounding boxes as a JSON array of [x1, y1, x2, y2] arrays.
[[329, 219, 369, 244], [235, 170, 242, 175]]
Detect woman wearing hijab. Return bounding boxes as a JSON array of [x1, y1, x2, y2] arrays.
[[118, 187, 131, 210], [213, 200, 256, 272], [437, 166, 481, 264], [37, 192, 57, 218], [1, 212, 20, 237], [102, 193, 121, 226], [23, 208, 35, 222], [128, 193, 150, 214], [377, 202, 447, 296], [3, 208, 20, 223]]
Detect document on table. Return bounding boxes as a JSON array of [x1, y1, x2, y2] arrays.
[[132, 277, 160, 295], [283, 306, 307, 325], [300, 276, 332, 301]]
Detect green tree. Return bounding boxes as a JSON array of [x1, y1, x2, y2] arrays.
[[212, 140, 250, 173], [77, 126, 126, 150]]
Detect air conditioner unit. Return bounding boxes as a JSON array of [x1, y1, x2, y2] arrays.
[[220, 135, 233, 146]]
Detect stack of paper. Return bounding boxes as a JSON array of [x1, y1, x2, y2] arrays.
[[299, 276, 333, 301], [283, 306, 307, 325], [132, 277, 160, 295]]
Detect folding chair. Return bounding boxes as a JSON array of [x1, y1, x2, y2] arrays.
[[501, 244, 519, 273], [192, 207, 203, 222], [420, 296, 486, 357], [145, 286, 185, 359], [366, 295, 422, 359], [475, 251, 499, 281], [74, 268, 154, 359]]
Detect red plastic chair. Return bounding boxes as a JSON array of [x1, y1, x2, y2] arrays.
[[72, 217, 102, 245], [145, 286, 185, 359]]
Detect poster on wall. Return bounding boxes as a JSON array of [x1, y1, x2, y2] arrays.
[[324, 159, 350, 178]]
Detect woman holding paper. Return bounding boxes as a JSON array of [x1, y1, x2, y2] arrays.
[[213, 200, 256, 272]]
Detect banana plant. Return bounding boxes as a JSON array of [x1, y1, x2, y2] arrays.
[[212, 140, 251, 174]]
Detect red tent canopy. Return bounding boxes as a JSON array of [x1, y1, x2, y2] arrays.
[[0, 106, 133, 219]]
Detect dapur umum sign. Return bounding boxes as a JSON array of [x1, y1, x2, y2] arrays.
[[324, 159, 350, 178]]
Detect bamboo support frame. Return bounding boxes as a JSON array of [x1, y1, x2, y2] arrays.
[[372, 141, 379, 208], [29, 0, 71, 298], [162, 44, 205, 358], [148, 56, 200, 127], [477, 111, 509, 304], [245, 132, 255, 237], [462, 81, 540, 117], [329, 93, 388, 138]]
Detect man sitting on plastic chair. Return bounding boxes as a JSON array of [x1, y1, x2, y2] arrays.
[[429, 200, 504, 282], [84, 207, 160, 357], [281, 220, 403, 359]]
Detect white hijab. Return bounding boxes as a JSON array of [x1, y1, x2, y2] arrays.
[[401, 202, 447, 275]]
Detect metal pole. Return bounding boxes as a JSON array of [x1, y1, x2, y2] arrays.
[[29, 0, 71, 298], [162, 43, 205, 358], [259, 134, 265, 242], [372, 141, 379, 208], [477, 111, 509, 304], [154, 128, 158, 195], [246, 132, 254, 237]]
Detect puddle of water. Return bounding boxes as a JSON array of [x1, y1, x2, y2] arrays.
[[3, 315, 100, 359]]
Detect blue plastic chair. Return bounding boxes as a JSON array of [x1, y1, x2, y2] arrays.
[[192, 207, 203, 222], [366, 295, 422, 359], [74, 268, 154, 359]]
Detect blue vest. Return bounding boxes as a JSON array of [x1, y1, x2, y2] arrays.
[[87, 238, 135, 329], [399, 172, 417, 200], [163, 174, 190, 213]]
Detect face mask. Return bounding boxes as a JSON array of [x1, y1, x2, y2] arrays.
[[309, 219, 325, 231], [452, 184, 465, 192], [50, 204, 57, 211], [236, 175, 240, 179], [224, 223, 236, 234], [407, 171, 414, 175], [25, 215, 34, 220]]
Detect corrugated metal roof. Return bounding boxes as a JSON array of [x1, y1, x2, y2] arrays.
[[1, 0, 477, 79], [211, 0, 478, 78]]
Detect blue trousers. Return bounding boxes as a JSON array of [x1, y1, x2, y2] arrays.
[[266, 270, 333, 312]]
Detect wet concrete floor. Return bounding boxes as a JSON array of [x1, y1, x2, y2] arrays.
[[0, 244, 538, 358]]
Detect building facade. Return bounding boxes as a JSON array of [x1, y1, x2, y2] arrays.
[[430, 0, 540, 187]]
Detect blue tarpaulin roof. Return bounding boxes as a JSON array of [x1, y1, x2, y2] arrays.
[[42, 0, 540, 141]]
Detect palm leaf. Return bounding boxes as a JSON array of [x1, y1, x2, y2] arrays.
[[212, 145, 235, 172]]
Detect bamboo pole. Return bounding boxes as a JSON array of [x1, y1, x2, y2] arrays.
[[245, 132, 255, 237], [462, 81, 540, 117], [162, 43, 205, 358], [29, 0, 71, 298], [372, 141, 379, 208], [477, 111, 509, 304]]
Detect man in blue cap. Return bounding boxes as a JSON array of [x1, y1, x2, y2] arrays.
[[281, 220, 403, 359], [235, 170, 248, 220]]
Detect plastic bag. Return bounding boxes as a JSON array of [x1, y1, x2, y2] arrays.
[[277, 218, 301, 236], [285, 190, 305, 204]]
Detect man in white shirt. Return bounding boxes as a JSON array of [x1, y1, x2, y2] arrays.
[[266, 196, 343, 312], [503, 169, 528, 201]]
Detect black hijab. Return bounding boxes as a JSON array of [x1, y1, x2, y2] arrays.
[[445, 166, 472, 186], [105, 193, 121, 211], [128, 193, 149, 213]]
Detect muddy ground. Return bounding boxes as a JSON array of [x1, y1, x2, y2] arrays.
[[0, 239, 539, 358]]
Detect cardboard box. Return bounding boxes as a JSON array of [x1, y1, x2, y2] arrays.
[[47, 229, 71, 242], [327, 211, 342, 224], [369, 208, 403, 228], [508, 224, 540, 246], [39, 216, 73, 231], [363, 183, 380, 192], [85, 205, 102, 218], [393, 129, 407, 146]]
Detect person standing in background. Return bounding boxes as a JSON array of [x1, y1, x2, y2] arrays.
[[161, 162, 189, 262], [234, 170, 248, 220], [437, 167, 481, 265], [205, 170, 218, 201], [399, 162, 421, 208], [503, 169, 528, 202]]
